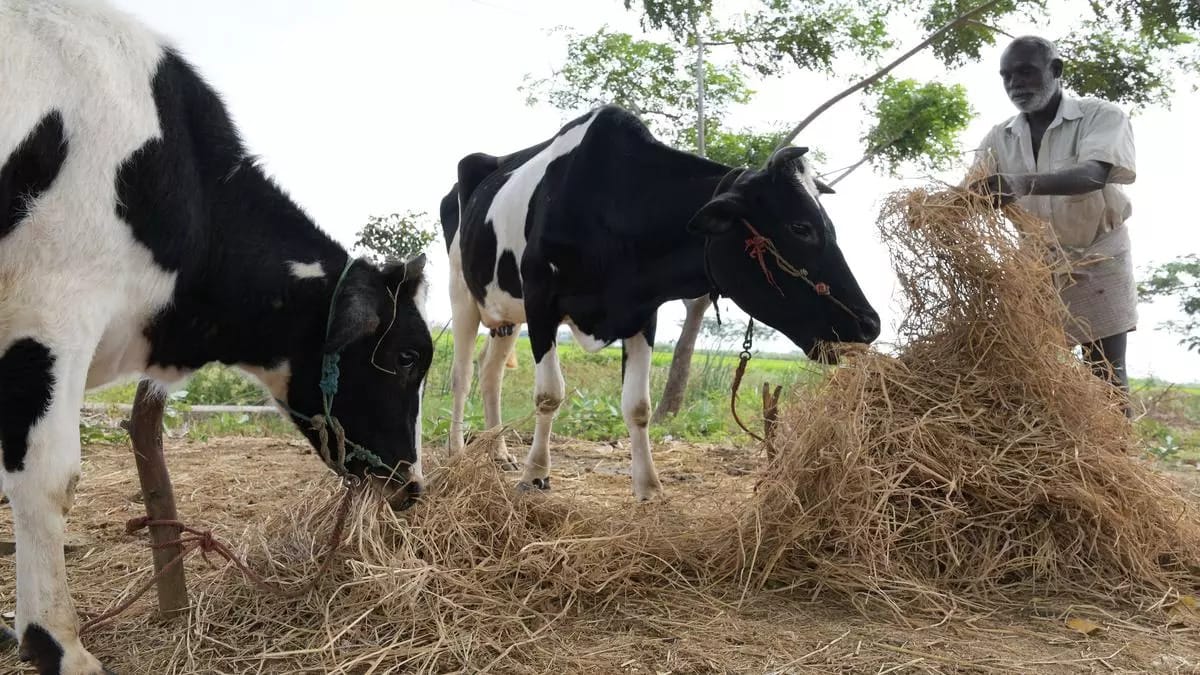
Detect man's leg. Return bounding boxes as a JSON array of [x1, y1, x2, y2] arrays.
[[1080, 331, 1130, 417]]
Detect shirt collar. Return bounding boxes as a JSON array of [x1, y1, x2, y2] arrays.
[[1005, 90, 1081, 135]]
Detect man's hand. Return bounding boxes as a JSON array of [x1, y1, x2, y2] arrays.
[[968, 173, 1031, 207]]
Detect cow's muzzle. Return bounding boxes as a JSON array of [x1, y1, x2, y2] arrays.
[[369, 474, 423, 511]]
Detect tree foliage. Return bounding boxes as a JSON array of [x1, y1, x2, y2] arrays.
[[1138, 255, 1200, 354], [521, 28, 752, 153], [629, 0, 1199, 109], [353, 211, 438, 264], [863, 77, 974, 175]]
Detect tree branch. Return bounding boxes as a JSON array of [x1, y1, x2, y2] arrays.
[[771, 0, 1008, 157], [827, 152, 874, 187], [966, 19, 1013, 38], [703, 33, 792, 47]]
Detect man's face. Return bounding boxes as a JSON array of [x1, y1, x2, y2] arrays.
[[999, 42, 1061, 113]]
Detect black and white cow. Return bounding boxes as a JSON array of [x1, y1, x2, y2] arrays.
[[1, 2, 433, 672], [444, 105, 881, 501]]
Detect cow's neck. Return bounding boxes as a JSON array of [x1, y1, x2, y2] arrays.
[[141, 163, 349, 375], [622, 148, 734, 304]]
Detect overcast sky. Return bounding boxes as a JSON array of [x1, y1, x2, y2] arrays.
[[110, 0, 1200, 383]]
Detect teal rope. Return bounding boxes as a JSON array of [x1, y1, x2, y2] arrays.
[[274, 257, 390, 476]]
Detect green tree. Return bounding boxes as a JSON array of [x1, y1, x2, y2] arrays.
[[828, 77, 974, 186], [1138, 255, 1200, 354], [521, 28, 756, 158], [353, 211, 437, 264]]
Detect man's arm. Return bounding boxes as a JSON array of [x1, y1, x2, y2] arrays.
[[971, 101, 1134, 206], [971, 160, 1112, 205]]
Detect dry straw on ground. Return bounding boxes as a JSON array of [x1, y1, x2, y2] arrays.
[[90, 183, 1200, 673]]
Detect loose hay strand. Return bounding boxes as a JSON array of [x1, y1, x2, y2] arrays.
[[85, 183, 1200, 673]]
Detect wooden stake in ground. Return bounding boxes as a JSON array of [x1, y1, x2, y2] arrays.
[[125, 380, 188, 618], [761, 382, 782, 460]]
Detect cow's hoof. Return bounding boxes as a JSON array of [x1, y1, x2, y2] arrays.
[[493, 455, 520, 472], [517, 477, 551, 492], [633, 479, 663, 502], [18, 625, 109, 675]]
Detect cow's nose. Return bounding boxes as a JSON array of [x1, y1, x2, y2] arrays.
[[857, 309, 881, 342], [369, 474, 423, 510], [389, 479, 422, 511]]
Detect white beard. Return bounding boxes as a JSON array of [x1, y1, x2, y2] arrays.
[[1013, 83, 1059, 113]]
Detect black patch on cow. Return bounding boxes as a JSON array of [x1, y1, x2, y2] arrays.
[[463, 217, 499, 304], [1, 111, 68, 240], [108, 48, 348, 373], [115, 49, 247, 272], [18, 624, 63, 673], [438, 185, 459, 251], [0, 339, 56, 472], [496, 249, 522, 298]]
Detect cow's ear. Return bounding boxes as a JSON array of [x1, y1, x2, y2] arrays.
[[383, 253, 427, 296], [326, 286, 381, 354], [687, 196, 743, 236]]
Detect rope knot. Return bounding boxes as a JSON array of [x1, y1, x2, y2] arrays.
[[125, 515, 150, 535], [744, 235, 781, 293], [309, 413, 349, 476]]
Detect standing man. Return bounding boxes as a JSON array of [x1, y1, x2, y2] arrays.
[[968, 35, 1137, 413]]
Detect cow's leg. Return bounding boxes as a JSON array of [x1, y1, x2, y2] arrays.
[[519, 321, 565, 491], [622, 322, 662, 501], [0, 339, 108, 675], [448, 284, 481, 456], [479, 332, 519, 470]]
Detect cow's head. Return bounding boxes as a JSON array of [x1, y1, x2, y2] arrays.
[[285, 254, 434, 508], [688, 147, 880, 362]]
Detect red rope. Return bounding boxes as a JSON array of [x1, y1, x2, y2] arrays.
[[744, 234, 782, 294], [79, 485, 356, 635]]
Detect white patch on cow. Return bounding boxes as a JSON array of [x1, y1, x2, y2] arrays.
[[411, 379, 424, 485], [521, 344, 566, 487], [239, 361, 292, 402], [622, 332, 661, 501], [564, 317, 611, 353], [410, 274, 429, 324], [0, 3, 192, 667], [447, 231, 481, 455], [287, 260, 325, 280], [793, 156, 820, 201], [477, 110, 601, 327]]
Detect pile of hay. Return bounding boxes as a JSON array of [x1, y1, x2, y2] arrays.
[[91, 185, 1200, 672], [722, 186, 1200, 615]]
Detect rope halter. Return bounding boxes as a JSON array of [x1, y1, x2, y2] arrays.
[[275, 258, 391, 478]]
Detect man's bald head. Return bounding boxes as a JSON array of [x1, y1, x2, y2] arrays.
[[999, 35, 1064, 113]]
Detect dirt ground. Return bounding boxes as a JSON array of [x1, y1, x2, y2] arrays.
[[1, 433, 1199, 674]]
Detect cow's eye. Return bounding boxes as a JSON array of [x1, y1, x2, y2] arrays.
[[398, 350, 419, 369], [789, 221, 816, 240]]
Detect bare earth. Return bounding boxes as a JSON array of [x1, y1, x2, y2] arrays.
[[1, 434, 1198, 674]]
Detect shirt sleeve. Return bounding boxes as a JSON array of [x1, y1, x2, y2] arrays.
[[1077, 102, 1136, 184]]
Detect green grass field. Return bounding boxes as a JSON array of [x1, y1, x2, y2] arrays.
[[82, 334, 1200, 464]]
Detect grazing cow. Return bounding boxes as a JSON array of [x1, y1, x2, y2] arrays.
[[443, 105, 881, 500], [0, 1, 433, 672]]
